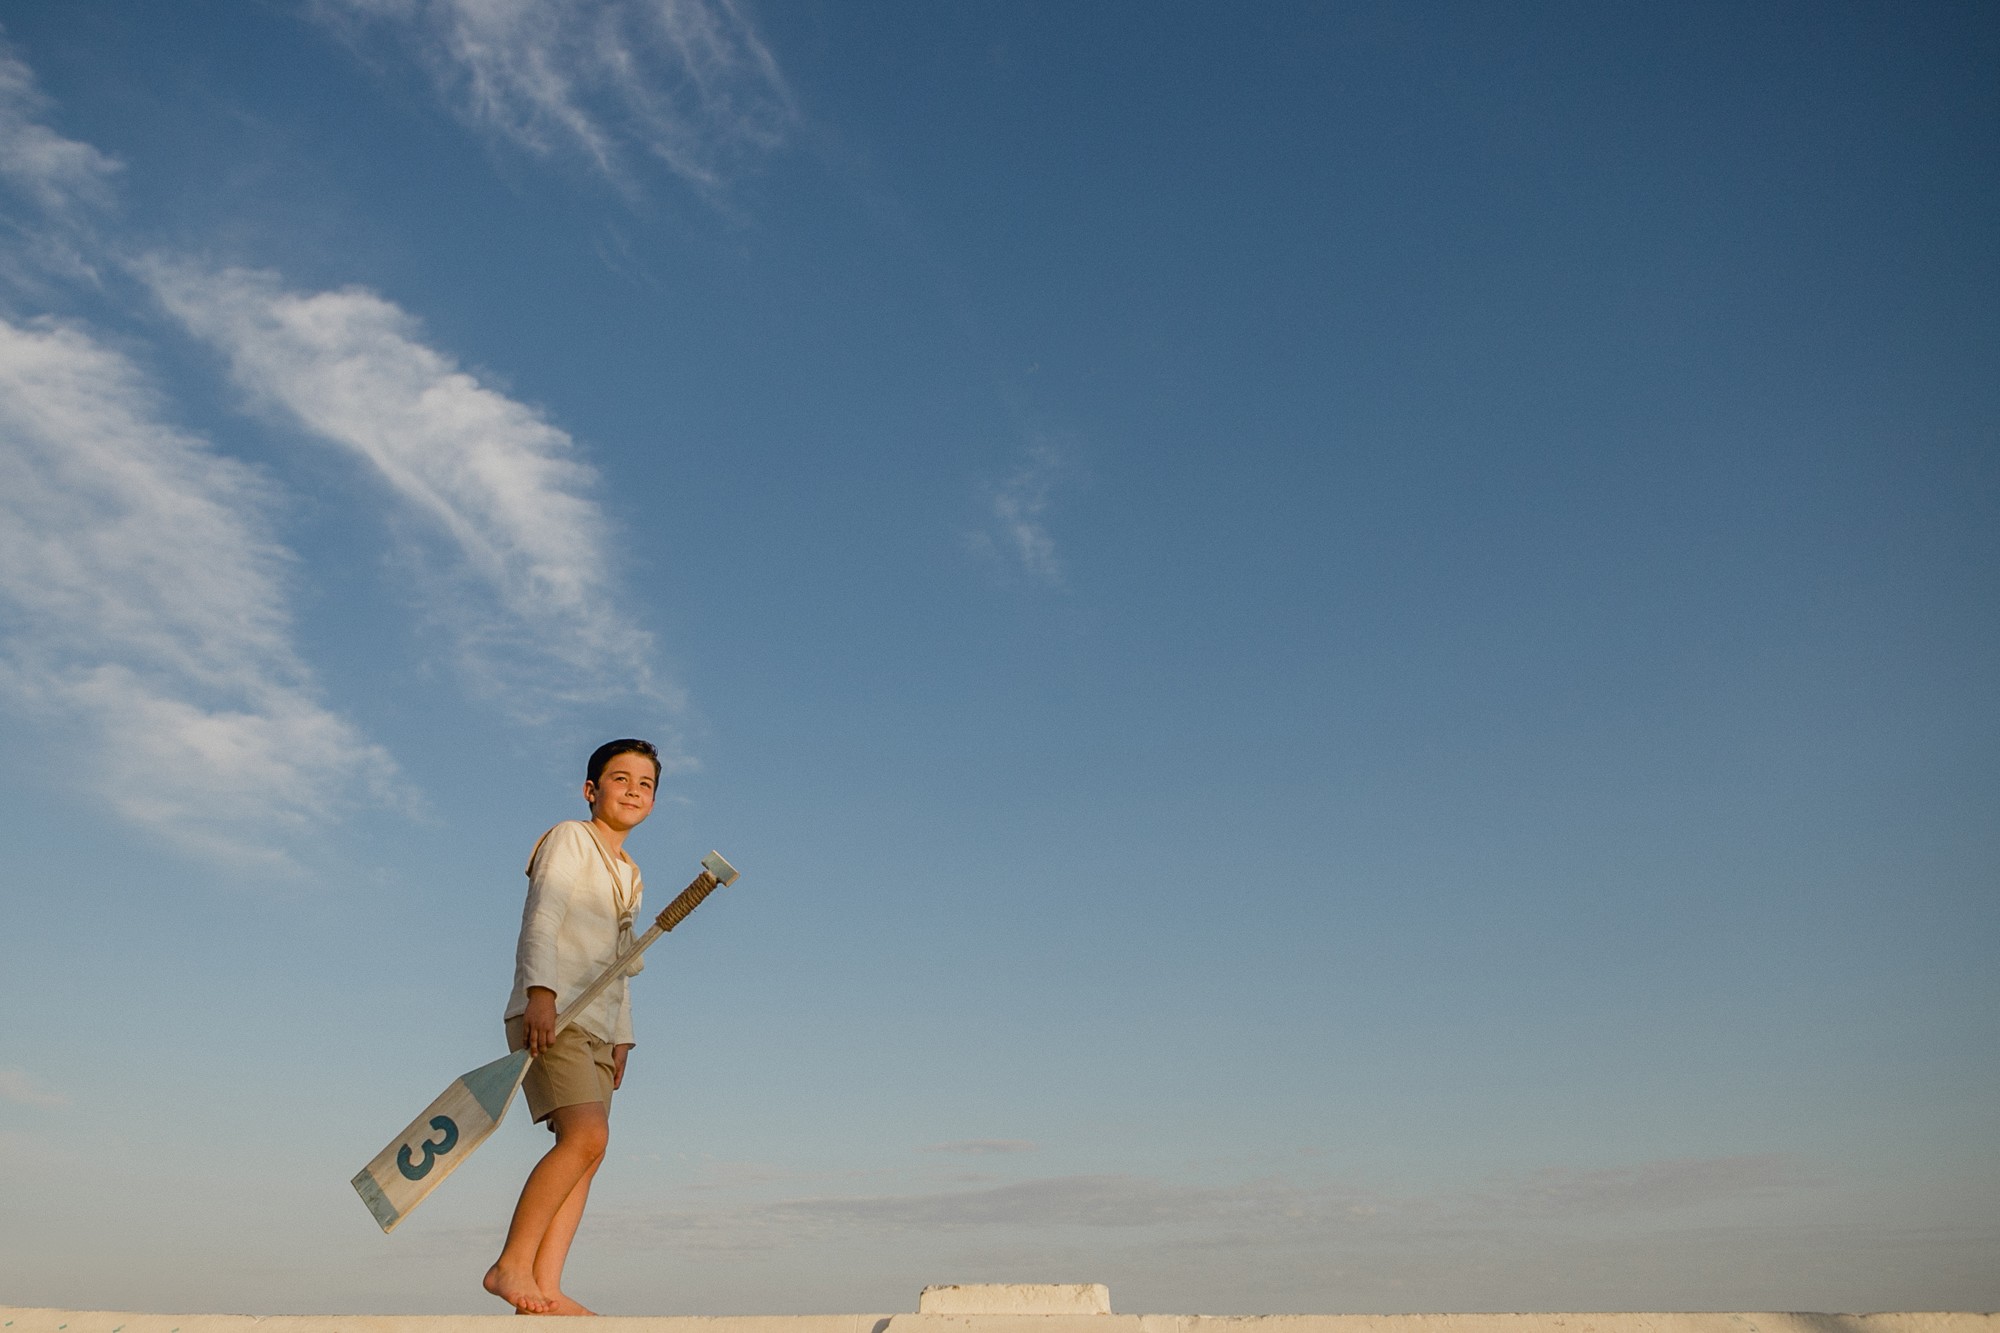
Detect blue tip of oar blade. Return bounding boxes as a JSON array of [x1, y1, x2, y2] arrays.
[[352, 1168, 401, 1231], [462, 1050, 532, 1120]]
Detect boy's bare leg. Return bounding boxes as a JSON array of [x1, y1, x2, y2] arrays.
[[532, 1132, 605, 1316], [484, 1103, 610, 1314]]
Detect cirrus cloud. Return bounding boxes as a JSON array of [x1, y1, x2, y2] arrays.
[[143, 259, 674, 720], [972, 440, 1068, 587], [0, 36, 119, 216], [0, 315, 399, 864], [311, 0, 795, 195], [0, 30, 120, 291]]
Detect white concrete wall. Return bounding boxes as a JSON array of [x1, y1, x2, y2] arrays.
[[921, 1288, 1113, 1316]]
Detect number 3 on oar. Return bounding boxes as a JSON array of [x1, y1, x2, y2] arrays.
[[398, 1116, 460, 1180], [352, 851, 741, 1233]]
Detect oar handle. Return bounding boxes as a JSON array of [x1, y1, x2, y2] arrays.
[[654, 868, 722, 933], [550, 867, 724, 1038]]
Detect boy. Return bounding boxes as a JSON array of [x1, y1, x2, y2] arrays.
[[484, 738, 660, 1315]]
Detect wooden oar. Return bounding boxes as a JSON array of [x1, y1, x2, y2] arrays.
[[351, 850, 740, 1232]]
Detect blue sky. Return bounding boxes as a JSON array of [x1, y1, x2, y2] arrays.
[[1, 0, 1996, 1316]]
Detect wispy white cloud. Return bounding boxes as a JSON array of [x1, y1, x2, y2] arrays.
[[972, 440, 1067, 586], [0, 316, 398, 863], [0, 31, 120, 289], [311, 0, 794, 194], [143, 261, 670, 717], [0, 37, 119, 214], [0, 1066, 69, 1109], [0, 35, 672, 862], [924, 1139, 1039, 1156]]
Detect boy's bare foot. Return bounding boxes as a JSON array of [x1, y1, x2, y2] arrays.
[[546, 1293, 596, 1316], [484, 1262, 554, 1314]]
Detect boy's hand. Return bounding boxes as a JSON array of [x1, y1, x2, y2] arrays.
[[522, 987, 558, 1056], [612, 1044, 633, 1089]]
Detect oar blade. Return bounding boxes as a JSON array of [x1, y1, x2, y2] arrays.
[[352, 1049, 530, 1232]]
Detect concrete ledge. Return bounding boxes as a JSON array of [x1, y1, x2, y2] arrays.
[[0, 1316, 893, 1333], [4, 1310, 1995, 1333], [921, 1289, 1113, 1317]]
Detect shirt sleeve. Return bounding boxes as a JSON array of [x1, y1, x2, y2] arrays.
[[516, 823, 589, 996]]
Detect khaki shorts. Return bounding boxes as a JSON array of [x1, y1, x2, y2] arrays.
[[506, 1016, 616, 1127]]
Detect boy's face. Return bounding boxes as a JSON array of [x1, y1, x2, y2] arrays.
[[585, 751, 658, 833]]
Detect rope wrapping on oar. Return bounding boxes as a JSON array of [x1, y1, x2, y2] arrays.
[[656, 870, 719, 932]]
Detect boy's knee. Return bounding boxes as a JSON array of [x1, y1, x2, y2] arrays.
[[556, 1112, 610, 1159]]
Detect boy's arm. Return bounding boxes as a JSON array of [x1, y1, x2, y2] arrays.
[[612, 1043, 633, 1089], [516, 826, 585, 1052]]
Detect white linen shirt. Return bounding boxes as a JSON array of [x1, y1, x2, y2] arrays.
[[504, 820, 643, 1046]]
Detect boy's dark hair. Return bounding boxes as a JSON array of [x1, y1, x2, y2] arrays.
[[587, 738, 661, 785]]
